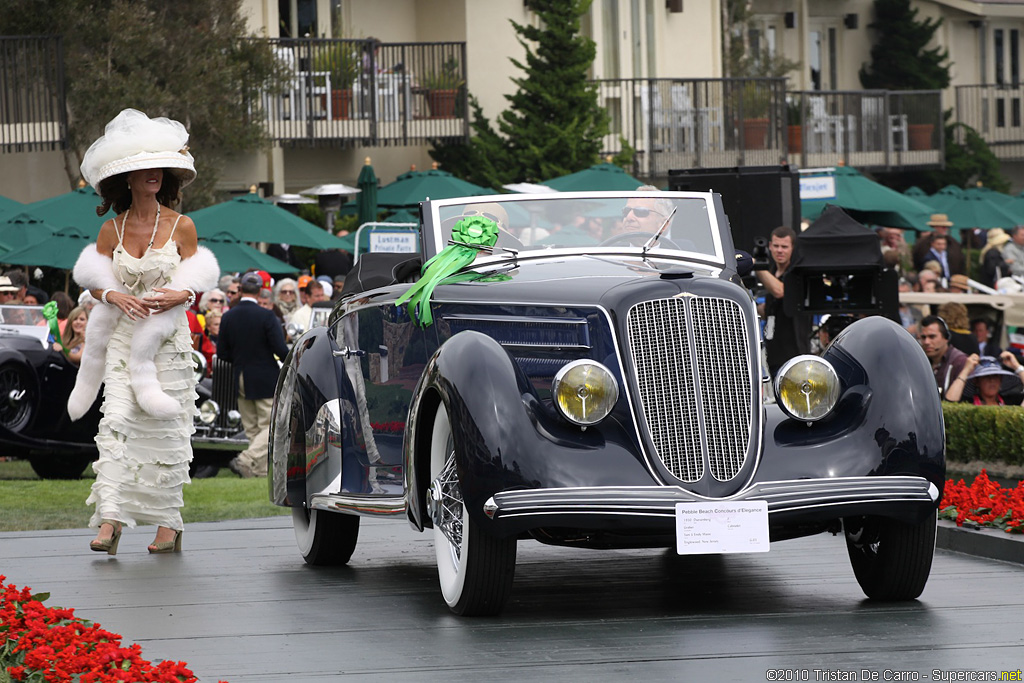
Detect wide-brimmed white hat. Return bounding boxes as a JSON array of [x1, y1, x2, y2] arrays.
[[80, 108, 197, 191]]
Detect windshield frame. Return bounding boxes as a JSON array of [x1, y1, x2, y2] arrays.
[[421, 191, 729, 268]]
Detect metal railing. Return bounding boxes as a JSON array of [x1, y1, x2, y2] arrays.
[[592, 78, 944, 176], [0, 36, 67, 153], [591, 77, 788, 177], [787, 89, 944, 171], [956, 84, 1024, 160], [260, 38, 468, 146]]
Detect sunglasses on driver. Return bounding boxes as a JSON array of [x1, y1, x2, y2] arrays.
[[622, 206, 664, 219]]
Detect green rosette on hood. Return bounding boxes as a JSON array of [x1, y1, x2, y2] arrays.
[[395, 216, 499, 326]]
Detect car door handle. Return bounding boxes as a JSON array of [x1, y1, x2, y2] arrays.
[[332, 346, 366, 358]]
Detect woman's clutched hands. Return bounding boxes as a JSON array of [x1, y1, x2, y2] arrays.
[[143, 288, 190, 315], [109, 291, 152, 319]]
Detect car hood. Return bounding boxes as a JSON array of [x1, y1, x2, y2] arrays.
[[429, 253, 736, 309]]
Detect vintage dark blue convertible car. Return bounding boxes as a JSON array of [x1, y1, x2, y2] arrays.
[[269, 191, 944, 616]]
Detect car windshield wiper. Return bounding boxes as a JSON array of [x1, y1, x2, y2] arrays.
[[641, 207, 678, 256]]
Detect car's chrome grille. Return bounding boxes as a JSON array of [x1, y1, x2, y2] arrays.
[[627, 297, 753, 483], [689, 297, 753, 480]]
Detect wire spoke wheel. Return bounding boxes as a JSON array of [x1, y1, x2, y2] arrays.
[[428, 404, 516, 616], [0, 364, 33, 432]]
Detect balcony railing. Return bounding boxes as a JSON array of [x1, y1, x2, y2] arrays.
[[787, 89, 943, 171], [592, 77, 788, 177], [956, 84, 1024, 160], [593, 79, 944, 177], [260, 38, 467, 147], [0, 36, 67, 153]]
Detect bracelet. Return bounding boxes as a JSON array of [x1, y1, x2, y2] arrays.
[[1015, 366, 1024, 375], [183, 287, 196, 309], [954, 376, 965, 384], [100, 288, 113, 305]]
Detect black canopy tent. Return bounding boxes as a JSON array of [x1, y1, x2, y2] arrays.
[[783, 205, 899, 320]]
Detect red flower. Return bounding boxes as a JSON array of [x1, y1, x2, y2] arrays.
[[0, 575, 221, 682]]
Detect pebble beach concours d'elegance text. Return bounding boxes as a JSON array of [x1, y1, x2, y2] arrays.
[[766, 670, 1023, 681]]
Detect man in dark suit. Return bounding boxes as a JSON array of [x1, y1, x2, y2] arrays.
[[217, 271, 290, 477]]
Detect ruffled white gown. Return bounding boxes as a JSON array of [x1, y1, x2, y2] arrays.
[[86, 241, 197, 530]]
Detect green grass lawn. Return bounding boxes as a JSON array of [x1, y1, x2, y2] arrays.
[[0, 458, 288, 532]]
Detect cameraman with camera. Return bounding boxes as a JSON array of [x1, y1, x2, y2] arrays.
[[755, 226, 811, 375]]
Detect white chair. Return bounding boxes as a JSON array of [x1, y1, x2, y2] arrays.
[[271, 46, 301, 120], [861, 97, 908, 153], [808, 96, 845, 153]]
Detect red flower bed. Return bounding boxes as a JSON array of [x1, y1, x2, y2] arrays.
[[939, 470, 1024, 534], [0, 575, 225, 682]]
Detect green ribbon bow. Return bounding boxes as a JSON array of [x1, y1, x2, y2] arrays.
[[42, 301, 68, 357], [396, 216, 500, 326]]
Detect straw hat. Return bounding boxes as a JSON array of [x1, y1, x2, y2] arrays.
[[80, 109, 197, 191], [927, 213, 953, 228], [986, 228, 1011, 247], [949, 274, 970, 292]]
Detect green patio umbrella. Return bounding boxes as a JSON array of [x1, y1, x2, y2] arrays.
[[376, 169, 491, 208], [800, 166, 933, 230], [188, 194, 348, 250], [929, 192, 1021, 230], [0, 195, 23, 219], [198, 232, 298, 274], [23, 185, 108, 237], [382, 208, 419, 223], [0, 212, 58, 257], [540, 162, 644, 192], [357, 158, 379, 224], [926, 185, 965, 214], [903, 186, 929, 198], [0, 226, 91, 269], [964, 185, 1014, 205]]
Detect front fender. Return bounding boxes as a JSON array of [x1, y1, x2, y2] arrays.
[[757, 316, 945, 504], [269, 327, 342, 507], [404, 330, 654, 534]]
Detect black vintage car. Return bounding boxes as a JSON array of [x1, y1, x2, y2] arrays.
[[0, 305, 245, 478], [269, 191, 945, 616]]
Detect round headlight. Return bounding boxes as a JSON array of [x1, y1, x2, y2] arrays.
[[551, 360, 619, 427], [198, 400, 220, 425], [774, 355, 840, 422], [226, 409, 242, 428]]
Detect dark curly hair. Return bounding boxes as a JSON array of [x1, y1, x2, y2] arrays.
[[96, 170, 182, 216]]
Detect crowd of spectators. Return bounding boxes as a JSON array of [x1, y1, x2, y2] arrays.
[[873, 214, 1024, 406]]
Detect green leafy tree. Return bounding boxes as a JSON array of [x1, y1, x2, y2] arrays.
[[430, 0, 617, 186], [860, 0, 950, 90], [0, 0, 282, 210]]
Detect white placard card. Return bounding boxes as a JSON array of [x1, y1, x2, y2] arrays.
[[675, 501, 770, 555]]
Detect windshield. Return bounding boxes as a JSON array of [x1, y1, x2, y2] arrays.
[[428, 193, 723, 263], [0, 305, 50, 347]]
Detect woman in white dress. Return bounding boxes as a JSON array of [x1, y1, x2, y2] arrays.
[[71, 109, 220, 555]]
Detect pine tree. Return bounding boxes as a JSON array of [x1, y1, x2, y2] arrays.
[[860, 0, 950, 90], [430, 0, 614, 185]]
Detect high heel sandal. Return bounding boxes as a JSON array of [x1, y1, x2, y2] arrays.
[[89, 519, 122, 556], [148, 528, 182, 554]]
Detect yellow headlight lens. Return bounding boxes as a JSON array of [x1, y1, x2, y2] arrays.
[[552, 360, 619, 426], [774, 355, 840, 422]]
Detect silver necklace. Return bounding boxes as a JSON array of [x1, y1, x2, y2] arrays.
[[117, 204, 161, 290]]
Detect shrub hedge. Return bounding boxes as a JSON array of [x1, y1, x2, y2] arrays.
[[943, 403, 1024, 468]]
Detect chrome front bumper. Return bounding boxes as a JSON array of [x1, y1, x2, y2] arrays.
[[483, 476, 940, 526]]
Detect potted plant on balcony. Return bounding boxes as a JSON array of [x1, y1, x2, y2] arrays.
[[738, 82, 771, 149], [421, 57, 464, 118], [313, 42, 359, 119]]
